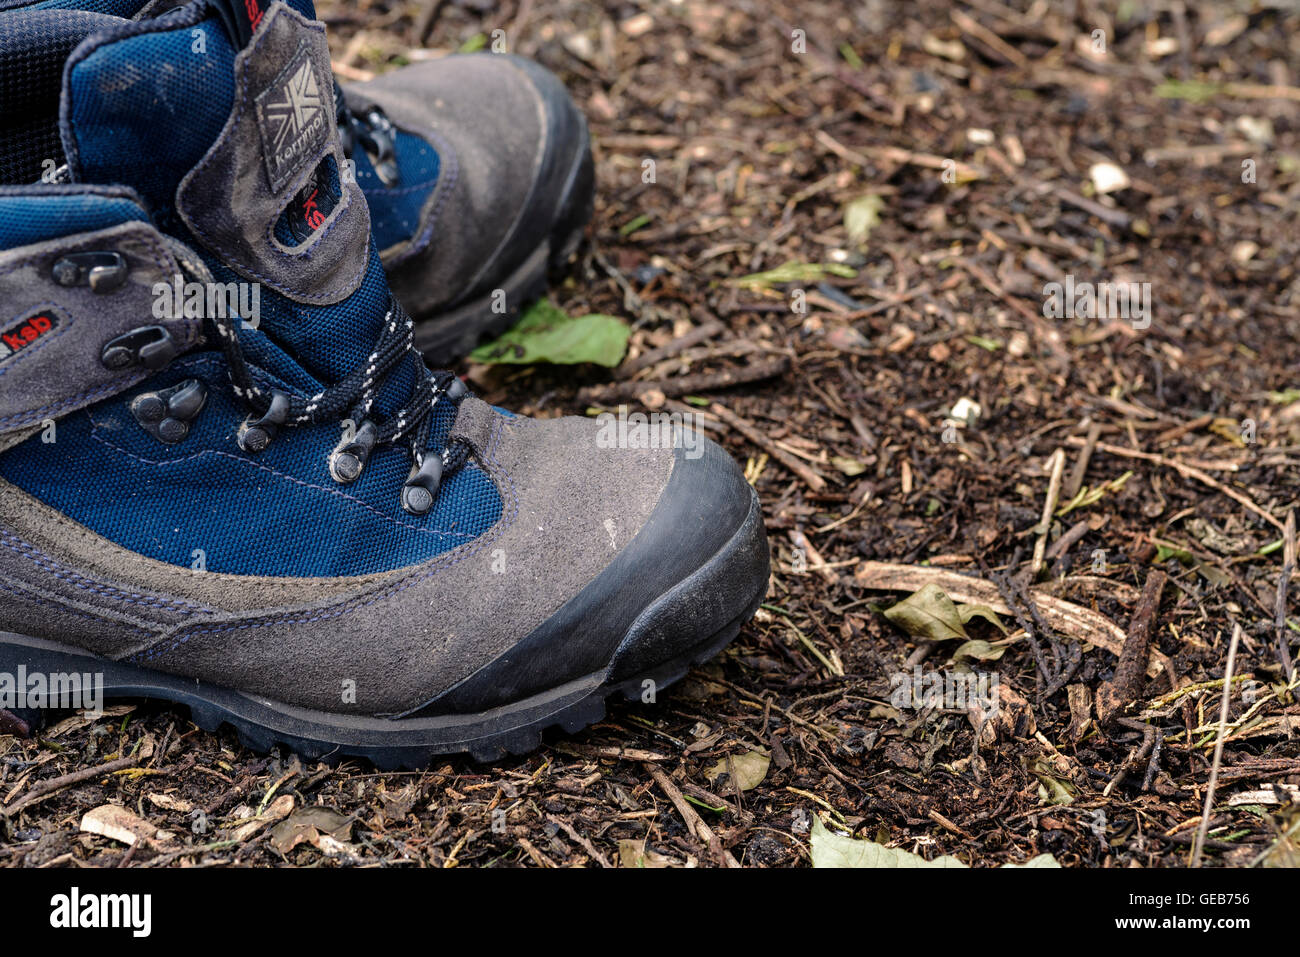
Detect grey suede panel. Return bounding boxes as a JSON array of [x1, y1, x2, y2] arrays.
[[0, 574, 159, 657], [121, 401, 676, 715], [344, 55, 547, 315], [176, 2, 370, 306], [0, 222, 200, 435], [0, 480, 403, 615]]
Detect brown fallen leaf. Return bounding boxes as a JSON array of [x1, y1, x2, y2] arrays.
[[228, 794, 295, 843], [268, 805, 352, 855], [147, 792, 194, 814]]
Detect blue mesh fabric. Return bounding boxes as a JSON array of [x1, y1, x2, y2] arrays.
[[65, 15, 237, 216], [355, 130, 441, 252], [0, 8, 127, 184], [0, 186, 148, 247], [0, 2, 504, 577], [0, 354, 503, 577], [6, 0, 147, 14]]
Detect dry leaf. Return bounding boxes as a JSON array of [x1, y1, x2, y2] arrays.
[[80, 804, 175, 849]]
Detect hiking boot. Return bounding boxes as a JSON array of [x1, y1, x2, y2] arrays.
[[0, 0, 767, 767], [1, 0, 595, 363]]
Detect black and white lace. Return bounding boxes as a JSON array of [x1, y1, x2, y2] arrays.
[[212, 297, 471, 517]]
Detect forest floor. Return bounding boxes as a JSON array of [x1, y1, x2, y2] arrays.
[[3, 0, 1300, 868]]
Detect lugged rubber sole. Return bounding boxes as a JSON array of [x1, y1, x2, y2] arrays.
[[0, 489, 768, 769], [409, 135, 596, 364]]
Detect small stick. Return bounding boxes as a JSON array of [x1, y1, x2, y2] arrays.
[[576, 356, 790, 404], [618, 319, 725, 379], [706, 400, 827, 492], [1097, 570, 1167, 726], [546, 814, 612, 868], [1032, 449, 1066, 577], [1062, 423, 1101, 502], [1191, 623, 1243, 868], [1063, 437, 1280, 530], [643, 763, 741, 868], [1275, 511, 1297, 684], [2, 754, 141, 817], [1153, 413, 1214, 446]]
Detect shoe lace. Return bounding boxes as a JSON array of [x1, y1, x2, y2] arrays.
[[213, 294, 471, 516], [335, 81, 401, 188]]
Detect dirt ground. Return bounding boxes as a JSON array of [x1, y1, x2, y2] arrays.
[[3, 0, 1300, 868]]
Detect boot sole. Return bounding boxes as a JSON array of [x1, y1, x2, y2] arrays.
[[0, 488, 767, 769], [409, 131, 596, 365]]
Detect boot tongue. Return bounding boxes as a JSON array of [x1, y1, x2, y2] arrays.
[[61, 0, 394, 388]]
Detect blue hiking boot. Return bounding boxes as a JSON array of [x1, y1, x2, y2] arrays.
[[1, 0, 595, 363], [0, 1, 767, 767]]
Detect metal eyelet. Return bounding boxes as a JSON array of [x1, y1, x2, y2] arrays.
[[130, 379, 208, 444], [52, 251, 128, 293], [237, 390, 291, 453], [101, 325, 179, 372]]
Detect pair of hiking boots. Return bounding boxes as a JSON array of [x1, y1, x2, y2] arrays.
[[0, 0, 769, 766]]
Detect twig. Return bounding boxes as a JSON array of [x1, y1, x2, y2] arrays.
[[1097, 569, 1167, 726], [1032, 449, 1066, 576], [1063, 437, 1281, 530], [545, 814, 612, 868], [576, 356, 790, 404], [1191, 623, 1243, 867], [706, 400, 828, 492], [1103, 717, 1157, 797], [1275, 511, 1296, 683], [643, 763, 741, 868], [856, 561, 1162, 672], [618, 319, 725, 379], [1062, 422, 1101, 501], [2, 754, 141, 817]]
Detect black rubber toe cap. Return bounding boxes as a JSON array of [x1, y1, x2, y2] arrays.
[[406, 436, 769, 717]]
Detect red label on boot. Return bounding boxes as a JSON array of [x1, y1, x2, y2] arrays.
[[0, 313, 58, 363]]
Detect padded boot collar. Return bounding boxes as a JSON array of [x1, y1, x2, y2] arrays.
[[61, 0, 371, 306]]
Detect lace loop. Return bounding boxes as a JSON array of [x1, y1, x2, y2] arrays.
[[336, 82, 401, 188], [213, 297, 471, 512]]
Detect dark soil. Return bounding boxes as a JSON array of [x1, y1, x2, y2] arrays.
[[3, 0, 1300, 868]]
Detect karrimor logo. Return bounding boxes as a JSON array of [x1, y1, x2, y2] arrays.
[[255, 43, 329, 192]]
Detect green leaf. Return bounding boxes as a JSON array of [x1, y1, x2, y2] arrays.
[[705, 750, 770, 791], [1029, 758, 1078, 806], [957, 603, 1008, 634], [811, 817, 1058, 868], [730, 261, 858, 289], [458, 32, 487, 53], [469, 299, 630, 367], [882, 584, 969, 641], [965, 335, 1002, 352], [1153, 541, 1193, 565], [830, 455, 867, 476], [844, 194, 884, 246], [618, 213, 652, 237]]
